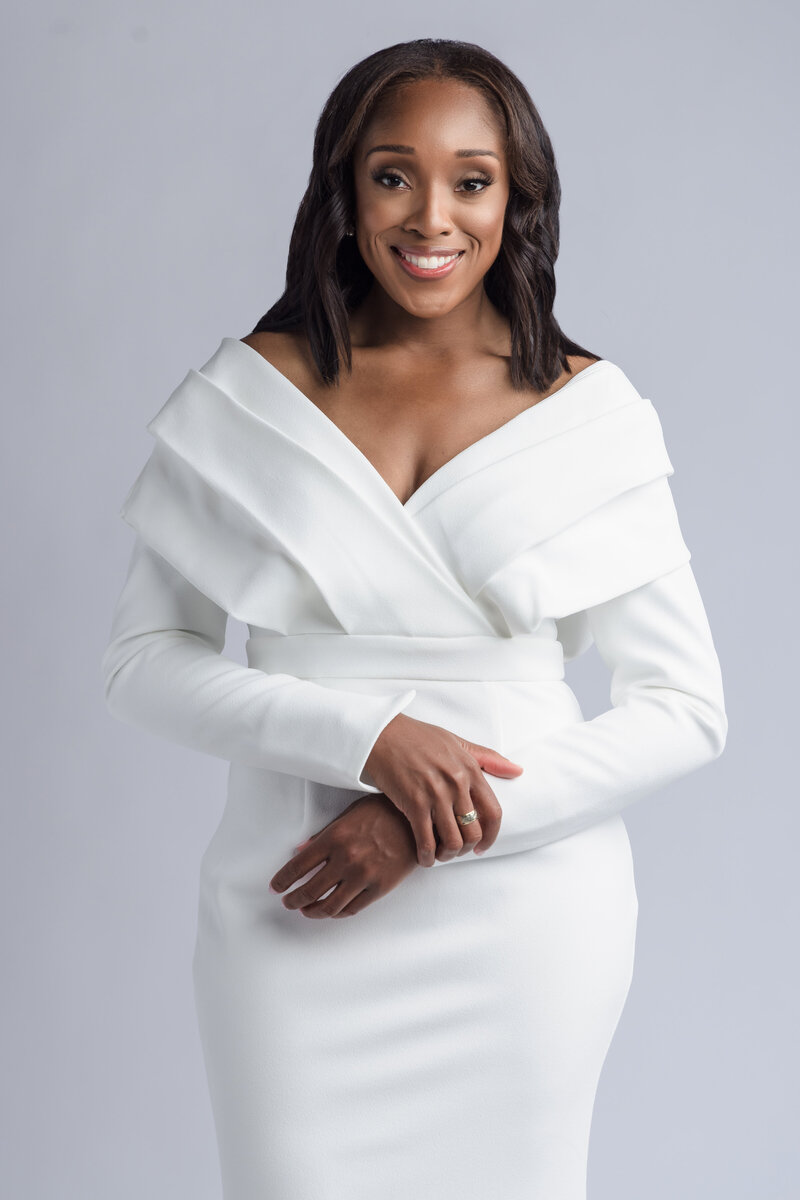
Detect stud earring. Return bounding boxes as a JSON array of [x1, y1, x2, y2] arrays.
[[345, 226, 355, 237]]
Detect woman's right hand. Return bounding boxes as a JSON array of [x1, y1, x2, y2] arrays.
[[363, 713, 524, 867]]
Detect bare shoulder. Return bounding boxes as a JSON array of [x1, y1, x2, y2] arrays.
[[567, 353, 602, 376], [239, 329, 315, 389], [543, 353, 602, 399]]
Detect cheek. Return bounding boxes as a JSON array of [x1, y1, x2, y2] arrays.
[[356, 187, 394, 226], [473, 203, 507, 249], [356, 208, 395, 260]]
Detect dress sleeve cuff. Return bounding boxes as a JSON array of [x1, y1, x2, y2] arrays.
[[262, 680, 418, 792]]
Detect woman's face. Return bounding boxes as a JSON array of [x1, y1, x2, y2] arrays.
[[351, 78, 511, 320]]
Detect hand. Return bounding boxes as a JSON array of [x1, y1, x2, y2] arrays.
[[268, 793, 420, 919], [363, 713, 524, 868]]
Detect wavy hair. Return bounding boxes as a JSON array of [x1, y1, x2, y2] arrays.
[[250, 37, 601, 391]]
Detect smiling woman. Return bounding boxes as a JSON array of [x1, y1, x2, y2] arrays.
[[252, 44, 600, 394], [102, 35, 727, 1200], [351, 84, 512, 313]]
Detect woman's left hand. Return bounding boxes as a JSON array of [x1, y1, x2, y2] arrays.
[[268, 793, 421, 919]]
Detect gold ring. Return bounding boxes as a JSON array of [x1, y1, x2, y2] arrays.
[[456, 809, 479, 826]]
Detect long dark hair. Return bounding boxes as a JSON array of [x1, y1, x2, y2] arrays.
[[250, 37, 601, 392]]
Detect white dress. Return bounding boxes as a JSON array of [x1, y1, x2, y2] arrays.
[[101, 337, 727, 1200]]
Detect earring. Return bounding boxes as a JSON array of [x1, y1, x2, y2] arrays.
[[345, 225, 355, 237]]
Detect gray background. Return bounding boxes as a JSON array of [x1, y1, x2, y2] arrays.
[[3, 2, 796, 1196]]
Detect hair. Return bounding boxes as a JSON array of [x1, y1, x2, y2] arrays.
[[250, 37, 601, 392]]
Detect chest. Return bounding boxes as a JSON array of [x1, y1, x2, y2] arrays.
[[297, 354, 547, 505]]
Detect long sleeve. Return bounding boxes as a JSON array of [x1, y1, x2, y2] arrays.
[[101, 536, 416, 791], [433, 559, 728, 864]]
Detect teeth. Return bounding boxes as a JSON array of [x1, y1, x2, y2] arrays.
[[398, 250, 460, 269]]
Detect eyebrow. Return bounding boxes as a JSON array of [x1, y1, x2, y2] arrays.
[[364, 144, 500, 162]]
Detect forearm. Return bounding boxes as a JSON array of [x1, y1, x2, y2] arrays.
[[433, 562, 727, 863], [101, 537, 416, 791]]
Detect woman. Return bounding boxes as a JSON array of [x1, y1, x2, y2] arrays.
[[101, 37, 727, 1200]]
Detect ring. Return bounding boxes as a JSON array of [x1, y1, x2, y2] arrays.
[[456, 809, 479, 826]]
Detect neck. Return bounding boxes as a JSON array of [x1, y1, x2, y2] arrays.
[[349, 281, 509, 360]]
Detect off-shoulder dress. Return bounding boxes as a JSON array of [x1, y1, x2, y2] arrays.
[[101, 337, 727, 1200]]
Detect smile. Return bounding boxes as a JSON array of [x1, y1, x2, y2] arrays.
[[391, 246, 465, 279]]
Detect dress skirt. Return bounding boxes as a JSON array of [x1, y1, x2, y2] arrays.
[[191, 654, 639, 1200]]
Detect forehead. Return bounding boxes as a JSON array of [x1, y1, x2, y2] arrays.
[[358, 78, 505, 150]]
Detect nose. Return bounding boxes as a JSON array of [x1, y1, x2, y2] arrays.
[[403, 182, 455, 239]]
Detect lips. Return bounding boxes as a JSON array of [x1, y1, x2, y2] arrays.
[[392, 245, 466, 258], [391, 246, 465, 262], [390, 245, 466, 280]]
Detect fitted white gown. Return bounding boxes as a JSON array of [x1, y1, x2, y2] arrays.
[[101, 337, 727, 1199]]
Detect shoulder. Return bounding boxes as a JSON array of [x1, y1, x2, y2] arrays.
[[240, 329, 295, 363], [543, 353, 605, 399], [564, 353, 602, 383], [567, 354, 601, 373], [239, 330, 315, 390]]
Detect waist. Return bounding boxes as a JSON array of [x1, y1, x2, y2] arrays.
[[245, 633, 565, 681]]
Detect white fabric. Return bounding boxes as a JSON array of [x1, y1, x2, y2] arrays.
[[101, 337, 727, 1199]]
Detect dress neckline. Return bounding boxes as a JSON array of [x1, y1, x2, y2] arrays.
[[224, 337, 613, 512]]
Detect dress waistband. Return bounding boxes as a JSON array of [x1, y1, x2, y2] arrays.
[[245, 633, 565, 681]]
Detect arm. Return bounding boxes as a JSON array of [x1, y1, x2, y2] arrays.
[[100, 536, 416, 791], [432, 559, 728, 863]]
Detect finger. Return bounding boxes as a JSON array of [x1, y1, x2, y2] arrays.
[[454, 805, 484, 856], [281, 863, 341, 911], [270, 845, 328, 895], [333, 885, 375, 918], [440, 768, 485, 858], [463, 741, 524, 778], [408, 806, 437, 869], [432, 799, 471, 862], [470, 777, 503, 853], [302, 877, 364, 919]]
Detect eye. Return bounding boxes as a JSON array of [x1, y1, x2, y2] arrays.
[[369, 169, 494, 193], [370, 170, 409, 190], [458, 173, 493, 194]]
